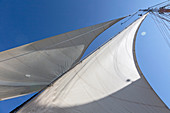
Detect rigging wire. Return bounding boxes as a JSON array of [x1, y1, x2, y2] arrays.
[[154, 13, 170, 38], [157, 14, 170, 23], [156, 14, 170, 28], [152, 13, 170, 35], [163, 3, 170, 8], [151, 13, 169, 40], [150, 13, 170, 48], [148, 0, 170, 8], [156, 15, 170, 32], [161, 14, 170, 20], [154, 13, 170, 39], [121, 11, 139, 25]]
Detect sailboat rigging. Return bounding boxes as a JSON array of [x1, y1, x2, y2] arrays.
[[0, 1, 169, 113]]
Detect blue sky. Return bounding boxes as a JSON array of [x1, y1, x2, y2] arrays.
[[0, 0, 169, 112]]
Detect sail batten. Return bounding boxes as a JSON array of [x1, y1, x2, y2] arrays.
[[17, 14, 169, 112]]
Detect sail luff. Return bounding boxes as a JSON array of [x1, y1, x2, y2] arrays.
[[17, 14, 169, 112]]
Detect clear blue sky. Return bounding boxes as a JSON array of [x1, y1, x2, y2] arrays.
[[0, 0, 169, 112]]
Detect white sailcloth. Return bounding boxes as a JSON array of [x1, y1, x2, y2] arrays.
[[0, 17, 124, 100], [18, 14, 170, 112]]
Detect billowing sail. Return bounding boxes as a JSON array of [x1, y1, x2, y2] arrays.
[[17, 14, 169, 113], [0, 17, 124, 100]]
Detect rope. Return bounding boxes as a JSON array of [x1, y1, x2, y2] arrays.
[[157, 14, 170, 23], [121, 11, 139, 25], [150, 13, 170, 48], [149, 0, 170, 8], [155, 13, 170, 38], [162, 14, 170, 20]]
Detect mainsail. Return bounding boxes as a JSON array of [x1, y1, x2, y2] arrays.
[[0, 17, 124, 100], [17, 14, 170, 112]]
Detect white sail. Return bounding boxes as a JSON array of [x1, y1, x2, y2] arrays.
[[0, 17, 124, 100], [17, 14, 169, 112]]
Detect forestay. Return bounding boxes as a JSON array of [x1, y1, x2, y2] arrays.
[[18, 14, 170, 112]]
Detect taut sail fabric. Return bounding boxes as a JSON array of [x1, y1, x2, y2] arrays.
[[18, 14, 170, 112], [0, 17, 124, 100]]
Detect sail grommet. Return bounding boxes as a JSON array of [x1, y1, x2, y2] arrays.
[[126, 79, 131, 82]]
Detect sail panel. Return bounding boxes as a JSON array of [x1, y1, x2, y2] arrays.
[[18, 14, 169, 112], [0, 17, 124, 100]]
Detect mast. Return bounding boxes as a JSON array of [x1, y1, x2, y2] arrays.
[[140, 7, 170, 14], [159, 7, 170, 13], [139, 0, 170, 14]]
